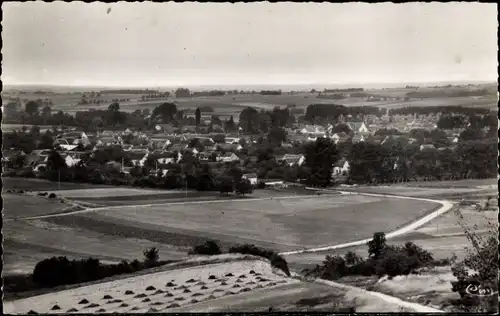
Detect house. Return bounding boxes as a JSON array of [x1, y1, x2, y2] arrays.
[[346, 121, 369, 134], [155, 124, 177, 134], [420, 144, 436, 151], [225, 137, 240, 144], [54, 138, 69, 146], [217, 143, 243, 152], [351, 134, 365, 143], [331, 132, 349, 144], [333, 160, 350, 176], [300, 125, 326, 137], [218, 152, 240, 163], [279, 154, 305, 166], [447, 136, 459, 144], [242, 173, 258, 185]]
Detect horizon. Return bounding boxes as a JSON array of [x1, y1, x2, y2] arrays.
[[2, 2, 497, 87]]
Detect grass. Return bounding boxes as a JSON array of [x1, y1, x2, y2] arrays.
[[43, 195, 437, 254], [2, 193, 69, 219], [3, 177, 112, 192]]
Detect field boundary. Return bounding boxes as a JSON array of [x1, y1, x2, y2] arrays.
[[17, 193, 340, 220], [315, 278, 444, 313], [279, 190, 454, 256]]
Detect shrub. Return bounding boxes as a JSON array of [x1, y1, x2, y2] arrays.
[[229, 244, 290, 276], [189, 240, 222, 255], [367, 232, 387, 260], [48, 193, 57, 198], [143, 247, 159, 265]]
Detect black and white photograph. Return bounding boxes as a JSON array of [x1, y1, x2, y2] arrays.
[[1, 2, 498, 314]]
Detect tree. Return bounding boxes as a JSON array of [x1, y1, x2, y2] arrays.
[[217, 176, 234, 196], [239, 107, 259, 133], [25, 100, 40, 116], [303, 137, 339, 186], [235, 179, 253, 196], [267, 127, 287, 145], [4, 102, 19, 116], [224, 116, 237, 132], [47, 150, 67, 171], [460, 128, 484, 141], [152, 103, 177, 123], [143, 247, 159, 265], [367, 232, 387, 260], [175, 88, 191, 98], [195, 108, 201, 126]]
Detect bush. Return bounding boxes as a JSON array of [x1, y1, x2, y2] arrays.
[[228, 244, 290, 276], [143, 247, 159, 265], [48, 193, 57, 198], [190, 240, 222, 255]]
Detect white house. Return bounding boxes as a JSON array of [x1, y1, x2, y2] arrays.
[[242, 173, 258, 185], [218, 152, 240, 163], [346, 122, 369, 134], [333, 160, 350, 176]]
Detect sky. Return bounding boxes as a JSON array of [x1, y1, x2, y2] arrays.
[[2, 2, 498, 87]]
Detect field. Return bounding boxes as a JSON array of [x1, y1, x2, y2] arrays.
[[3, 177, 112, 192], [3, 184, 439, 276], [5, 84, 496, 119]]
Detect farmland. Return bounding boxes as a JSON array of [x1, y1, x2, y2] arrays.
[[3, 186, 439, 276], [4, 84, 496, 120]]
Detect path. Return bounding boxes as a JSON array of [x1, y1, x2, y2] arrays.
[[279, 190, 454, 256]]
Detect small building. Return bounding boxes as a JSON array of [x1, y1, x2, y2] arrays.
[[420, 144, 436, 151], [351, 134, 365, 143], [333, 160, 350, 176], [346, 121, 369, 134], [242, 173, 258, 185], [218, 152, 240, 163]]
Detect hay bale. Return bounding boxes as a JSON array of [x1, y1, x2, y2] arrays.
[[129, 306, 140, 311], [195, 281, 206, 286], [249, 270, 256, 274], [164, 292, 174, 297], [78, 299, 89, 304], [232, 284, 241, 288], [246, 281, 256, 285], [96, 308, 106, 312], [200, 285, 209, 290], [134, 293, 147, 298], [225, 291, 235, 295], [240, 287, 251, 293], [86, 303, 100, 308], [185, 278, 196, 283], [153, 289, 164, 295], [213, 289, 224, 293], [103, 294, 113, 300], [145, 285, 156, 291], [190, 299, 199, 304], [150, 302, 164, 306], [174, 297, 185, 301], [255, 284, 264, 289], [220, 281, 228, 286], [192, 293, 203, 297], [27, 310, 38, 314], [225, 273, 234, 277], [208, 275, 217, 280], [110, 299, 123, 303], [148, 307, 158, 312], [119, 303, 129, 307], [207, 295, 216, 300], [236, 279, 243, 283], [141, 298, 151, 303], [238, 274, 247, 278], [166, 282, 176, 287], [166, 303, 180, 308], [66, 308, 78, 312], [183, 289, 192, 293], [50, 304, 61, 311], [125, 290, 134, 295]]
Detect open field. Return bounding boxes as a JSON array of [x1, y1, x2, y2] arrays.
[[7, 85, 495, 118], [3, 177, 112, 192], [4, 256, 297, 314], [3, 193, 71, 219], [44, 195, 438, 252], [4, 253, 424, 313]]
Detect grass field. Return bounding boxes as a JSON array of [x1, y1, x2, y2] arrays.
[[46, 195, 437, 252], [3, 177, 112, 192]]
